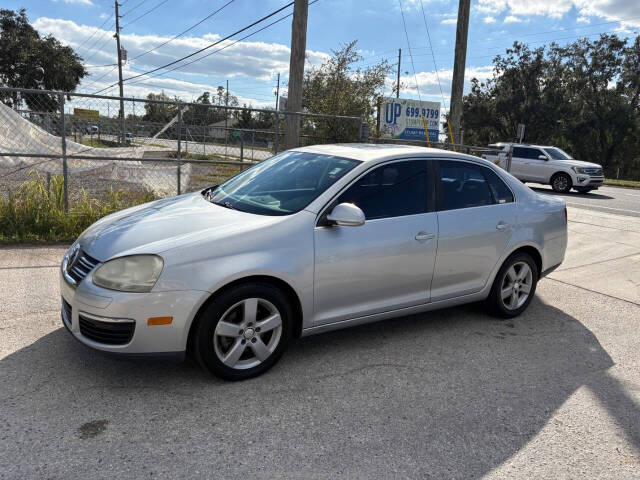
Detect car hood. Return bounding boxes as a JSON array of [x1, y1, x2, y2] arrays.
[[79, 192, 282, 260], [552, 159, 602, 169]]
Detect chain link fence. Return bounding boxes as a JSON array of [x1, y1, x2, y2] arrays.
[[0, 87, 363, 211]]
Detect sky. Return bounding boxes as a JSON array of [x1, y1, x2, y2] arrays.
[[5, 0, 640, 112]]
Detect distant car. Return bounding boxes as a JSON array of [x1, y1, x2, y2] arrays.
[[60, 145, 567, 380], [86, 125, 99, 134], [483, 142, 604, 193]]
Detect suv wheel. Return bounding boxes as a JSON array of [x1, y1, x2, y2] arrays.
[[551, 173, 572, 193], [194, 283, 293, 381], [486, 252, 539, 318]]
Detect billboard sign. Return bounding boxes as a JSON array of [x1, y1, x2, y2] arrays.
[[380, 97, 439, 142], [73, 108, 99, 117]]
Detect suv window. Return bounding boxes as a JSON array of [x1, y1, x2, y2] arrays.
[[483, 167, 514, 204], [513, 147, 544, 160], [335, 160, 428, 220], [438, 161, 494, 210]]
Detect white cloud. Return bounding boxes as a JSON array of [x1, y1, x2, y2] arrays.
[[476, 0, 640, 27], [393, 65, 495, 100], [32, 16, 329, 104], [576, 15, 590, 23], [484, 16, 496, 24], [441, 18, 457, 24], [503, 15, 522, 23], [54, 0, 94, 5]]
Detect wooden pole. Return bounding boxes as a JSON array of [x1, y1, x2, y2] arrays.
[[283, 0, 308, 150], [449, 0, 470, 143]]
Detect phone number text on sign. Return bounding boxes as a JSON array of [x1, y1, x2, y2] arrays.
[[381, 97, 440, 142]]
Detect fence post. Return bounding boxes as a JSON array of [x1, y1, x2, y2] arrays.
[[506, 143, 513, 173], [177, 104, 182, 195], [240, 136, 244, 166], [274, 113, 280, 154], [58, 93, 69, 213]]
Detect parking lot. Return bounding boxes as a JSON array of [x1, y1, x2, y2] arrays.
[[1, 187, 639, 479]]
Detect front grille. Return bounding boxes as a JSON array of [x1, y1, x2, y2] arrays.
[[67, 250, 100, 284], [79, 315, 135, 345], [583, 167, 603, 175], [61, 298, 72, 328]]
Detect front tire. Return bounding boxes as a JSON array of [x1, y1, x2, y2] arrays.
[[194, 283, 293, 380], [486, 252, 538, 318], [551, 173, 572, 193]]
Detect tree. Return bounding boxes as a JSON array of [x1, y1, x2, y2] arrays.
[[461, 34, 640, 179], [142, 92, 178, 124], [301, 40, 391, 142], [0, 8, 86, 111]]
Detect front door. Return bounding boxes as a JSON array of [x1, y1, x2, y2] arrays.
[[313, 160, 437, 326]]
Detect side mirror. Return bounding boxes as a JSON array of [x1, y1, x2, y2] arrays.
[[538, 155, 548, 161], [326, 203, 365, 227]]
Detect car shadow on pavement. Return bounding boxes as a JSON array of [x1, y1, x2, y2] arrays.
[[1, 297, 635, 478]]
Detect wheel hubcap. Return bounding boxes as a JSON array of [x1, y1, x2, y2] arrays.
[[554, 176, 568, 190], [213, 298, 282, 370], [500, 262, 533, 310]]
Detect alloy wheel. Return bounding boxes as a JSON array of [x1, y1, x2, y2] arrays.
[[213, 298, 283, 370], [500, 261, 533, 310], [553, 175, 569, 192]]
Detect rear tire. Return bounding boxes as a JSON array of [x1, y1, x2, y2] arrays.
[[486, 252, 539, 318], [194, 283, 293, 381], [551, 173, 572, 193]]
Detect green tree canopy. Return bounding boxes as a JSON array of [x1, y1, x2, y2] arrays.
[[461, 34, 640, 179], [0, 8, 87, 111], [301, 40, 391, 142]]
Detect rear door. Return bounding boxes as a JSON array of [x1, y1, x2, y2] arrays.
[[513, 147, 548, 182], [432, 160, 517, 301]]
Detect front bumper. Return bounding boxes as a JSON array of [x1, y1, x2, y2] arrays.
[[60, 268, 206, 355], [575, 174, 604, 188]]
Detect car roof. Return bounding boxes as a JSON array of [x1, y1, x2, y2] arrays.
[[292, 143, 479, 163]]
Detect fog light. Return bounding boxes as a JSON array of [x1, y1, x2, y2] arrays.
[[148, 316, 173, 326]]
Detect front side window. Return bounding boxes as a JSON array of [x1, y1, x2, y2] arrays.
[[335, 160, 428, 220], [207, 151, 359, 215], [544, 147, 572, 160], [438, 161, 494, 210]]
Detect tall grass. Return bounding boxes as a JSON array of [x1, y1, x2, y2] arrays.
[[0, 172, 157, 244]]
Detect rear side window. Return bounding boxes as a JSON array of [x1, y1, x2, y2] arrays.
[[336, 160, 428, 220], [483, 167, 514, 204], [438, 161, 493, 210]]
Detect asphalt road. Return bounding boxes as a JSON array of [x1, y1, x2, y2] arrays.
[[1, 207, 639, 479], [530, 184, 640, 218]]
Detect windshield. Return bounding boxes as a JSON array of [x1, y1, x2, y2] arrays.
[[544, 147, 572, 160], [207, 151, 360, 216]]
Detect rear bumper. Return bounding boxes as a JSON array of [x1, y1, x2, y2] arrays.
[[60, 268, 206, 355]]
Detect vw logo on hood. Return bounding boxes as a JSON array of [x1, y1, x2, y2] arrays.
[[66, 243, 80, 272]]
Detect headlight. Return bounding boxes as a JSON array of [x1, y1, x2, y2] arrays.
[[571, 166, 587, 174], [93, 255, 163, 293]]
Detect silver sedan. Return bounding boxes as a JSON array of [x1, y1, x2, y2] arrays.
[[60, 145, 567, 380]]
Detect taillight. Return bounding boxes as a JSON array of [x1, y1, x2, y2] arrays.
[[564, 206, 568, 223]]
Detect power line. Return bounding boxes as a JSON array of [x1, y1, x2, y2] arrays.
[[128, 4, 302, 84], [397, 0, 423, 102], [122, 0, 171, 28], [94, 1, 295, 93], [418, 0, 448, 109], [131, 0, 236, 62], [75, 14, 114, 50], [122, 0, 148, 17]]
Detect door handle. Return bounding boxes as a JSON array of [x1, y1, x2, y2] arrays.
[[496, 221, 510, 230], [415, 231, 436, 241]]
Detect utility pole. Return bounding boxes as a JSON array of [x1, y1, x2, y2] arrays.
[[396, 48, 401, 98], [284, 0, 308, 150], [225, 79, 229, 156], [114, 0, 125, 145], [274, 72, 280, 154], [449, 0, 470, 144]]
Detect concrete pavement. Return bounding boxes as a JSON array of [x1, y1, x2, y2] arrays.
[[1, 206, 639, 479]]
